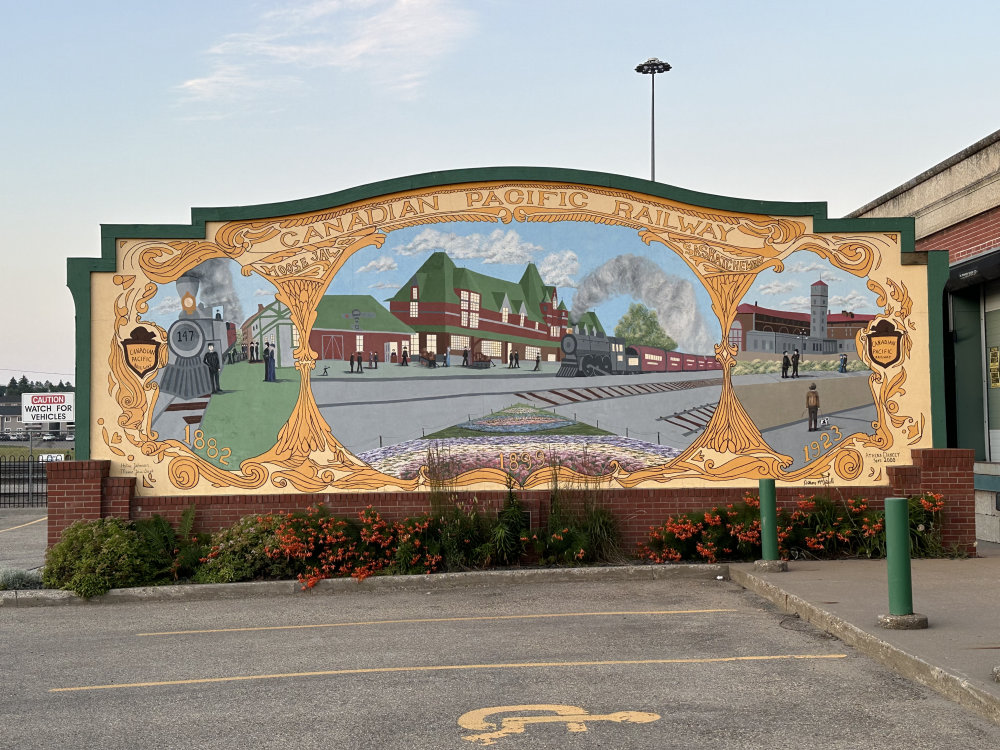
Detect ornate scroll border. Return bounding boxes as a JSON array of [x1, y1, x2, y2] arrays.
[[103, 182, 919, 492]]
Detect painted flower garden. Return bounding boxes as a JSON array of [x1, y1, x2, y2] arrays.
[[357, 403, 683, 484]]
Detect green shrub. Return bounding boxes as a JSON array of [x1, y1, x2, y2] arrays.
[[489, 485, 528, 566], [43, 518, 153, 598], [433, 497, 497, 571], [133, 505, 209, 583], [534, 498, 622, 565], [194, 513, 300, 584], [639, 493, 950, 563]]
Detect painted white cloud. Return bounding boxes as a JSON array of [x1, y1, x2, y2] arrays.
[[786, 261, 828, 275], [782, 295, 811, 312], [155, 296, 182, 315], [756, 280, 798, 296], [357, 256, 398, 273], [829, 291, 872, 311], [368, 280, 399, 290], [177, 0, 476, 107], [395, 227, 541, 265], [820, 269, 843, 284], [254, 288, 274, 297], [538, 250, 579, 288]]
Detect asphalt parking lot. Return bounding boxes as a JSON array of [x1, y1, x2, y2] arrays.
[[3, 576, 996, 749]]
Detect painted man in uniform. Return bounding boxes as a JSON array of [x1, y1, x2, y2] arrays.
[[203, 343, 221, 393]]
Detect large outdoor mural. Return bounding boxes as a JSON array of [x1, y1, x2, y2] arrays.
[[78, 171, 932, 495]]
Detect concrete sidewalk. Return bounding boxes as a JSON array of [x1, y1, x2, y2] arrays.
[[2, 507, 999, 725], [732, 548, 1000, 726]]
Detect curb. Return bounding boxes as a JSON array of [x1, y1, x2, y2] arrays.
[[0, 563, 730, 608], [730, 566, 1000, 727]]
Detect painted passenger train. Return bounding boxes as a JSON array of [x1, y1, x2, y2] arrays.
[[556, 332, 721, 377]]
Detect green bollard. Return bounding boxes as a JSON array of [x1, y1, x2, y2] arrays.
[[885, 496, 914, 615], [759, 478, 778, 561], [880, 497, 928, 628]]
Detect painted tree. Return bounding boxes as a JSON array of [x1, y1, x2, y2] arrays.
[[614, 303, 677, 350]]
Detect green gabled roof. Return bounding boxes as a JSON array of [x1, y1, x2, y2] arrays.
[[389, 251, 460, 304], [393, 252, 550, 323], [315, 295, 415, 333], [573, 311, 605, 335], [518, 264, 548, 313], [557, 300, 568, 311]]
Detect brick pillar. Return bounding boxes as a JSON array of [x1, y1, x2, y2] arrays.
[[102, 476, 136, 519], [45, 460, 111, 548], [911, 448, 976, 555]]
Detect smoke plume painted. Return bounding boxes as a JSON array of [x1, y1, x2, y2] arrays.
[[187, 258, 244, 324], [570, 254, 716, 354]]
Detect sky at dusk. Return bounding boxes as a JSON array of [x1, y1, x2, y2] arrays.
[[4, 0, 1000, 383]]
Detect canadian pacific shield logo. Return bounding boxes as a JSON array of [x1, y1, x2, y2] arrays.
[[867, 319, 903, 368], [122, 326, 161, 378]]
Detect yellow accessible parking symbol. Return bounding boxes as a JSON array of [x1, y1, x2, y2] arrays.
[[458, 704, 660, 745]]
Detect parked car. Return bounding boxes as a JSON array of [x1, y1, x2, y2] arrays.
[[41, 434, 57, 442]]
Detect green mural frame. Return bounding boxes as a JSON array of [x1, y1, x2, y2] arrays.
[[69, 166, 942, 462]]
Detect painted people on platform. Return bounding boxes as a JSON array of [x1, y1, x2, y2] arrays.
[[356, 352, 365, 373], [264, 341, 277, 382], [781, 351, 790, 379], [401, 348, 409, 366], [839, 353, 848, 373], [203, 343, 221, 393], [791, 348, 800, 378], [806, 383, 820, 431], [534, 354, 540, 371], [462, 348, 469, 367], [349, 352, 355, 373]]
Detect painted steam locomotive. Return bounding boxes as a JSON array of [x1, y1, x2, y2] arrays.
[[556, 332, 721, 377], [158, 274, 238, 400]]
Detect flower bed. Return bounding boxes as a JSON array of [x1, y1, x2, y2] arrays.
[[638, 492, 949, 563]]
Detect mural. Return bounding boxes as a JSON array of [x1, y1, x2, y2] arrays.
[[83, 173, 931, 495]]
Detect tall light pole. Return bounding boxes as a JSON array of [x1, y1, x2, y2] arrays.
[[635, 57, 671, 182]]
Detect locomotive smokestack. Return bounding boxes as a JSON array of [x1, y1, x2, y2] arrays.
[[184, 258, 244, 324]]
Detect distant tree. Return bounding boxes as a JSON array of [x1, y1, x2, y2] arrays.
[[6, 377, 19, 398], [614, 303, 678, 351]]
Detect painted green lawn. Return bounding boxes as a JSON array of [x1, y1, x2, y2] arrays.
[[197, 361, 299, 468]]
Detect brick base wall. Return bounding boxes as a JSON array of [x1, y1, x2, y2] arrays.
[[46, 449, 978, 557]]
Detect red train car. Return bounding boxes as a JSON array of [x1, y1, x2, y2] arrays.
[[626, 345, 668, 373]]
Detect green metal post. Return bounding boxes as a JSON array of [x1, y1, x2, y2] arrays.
[[759, 479, 778, 561], [885, 497, 914, 616]]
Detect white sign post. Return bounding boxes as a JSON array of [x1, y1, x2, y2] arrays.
[[21, 393, 75, 423]]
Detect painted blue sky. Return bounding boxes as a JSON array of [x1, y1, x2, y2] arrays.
[[4, 0, 1000, 380], [147, 216, 878, 357]]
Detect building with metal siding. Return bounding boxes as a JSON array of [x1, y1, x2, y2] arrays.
[[848, 128, 1000, 541]]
